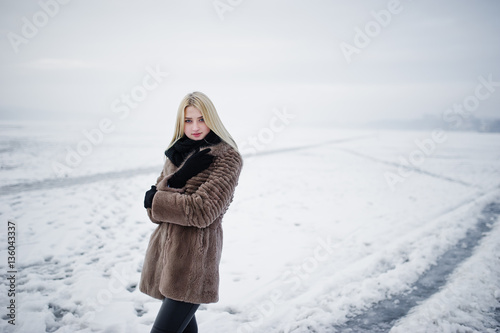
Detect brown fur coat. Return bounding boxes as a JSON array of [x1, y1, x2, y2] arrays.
[[139, 141, 243, 304]]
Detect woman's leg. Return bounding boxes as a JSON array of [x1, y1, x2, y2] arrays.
[[183, 315, 198, 333], [150, 298, 199, 333]]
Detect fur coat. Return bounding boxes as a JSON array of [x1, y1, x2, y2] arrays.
[[139, 141, 243, 304]]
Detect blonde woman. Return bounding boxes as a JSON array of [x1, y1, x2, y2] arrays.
[[140, 92, 243, 333]]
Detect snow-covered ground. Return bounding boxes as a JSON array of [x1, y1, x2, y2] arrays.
[[1, 120, 499, 332]]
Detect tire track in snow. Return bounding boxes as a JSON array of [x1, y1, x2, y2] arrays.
[[0, 165, 161, 195], [0, 134, 376, 195], [336, 147, 477, 188], [245, 134, 377, 157], [333, 201, 500, 333]]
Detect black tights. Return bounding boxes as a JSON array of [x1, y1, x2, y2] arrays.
[[150, 298, 200, 333]]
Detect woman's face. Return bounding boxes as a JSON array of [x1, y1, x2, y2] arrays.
[[184, 106, 210, 141]]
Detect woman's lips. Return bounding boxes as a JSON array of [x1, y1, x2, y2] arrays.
[[192, 133, 201, 137]]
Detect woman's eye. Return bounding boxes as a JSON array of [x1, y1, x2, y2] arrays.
[[199, 118, 205, 122], [185, 119, 192, 123]]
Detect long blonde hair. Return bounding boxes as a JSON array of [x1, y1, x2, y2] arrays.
[[167, 91, 238, 152]]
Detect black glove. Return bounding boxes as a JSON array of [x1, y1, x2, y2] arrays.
[[168, 148, 215, 188], [144, 185, 157, 209]]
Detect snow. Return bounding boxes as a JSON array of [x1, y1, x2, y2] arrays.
[[391, 217, 500, 333], [0, 120, 499, 332]]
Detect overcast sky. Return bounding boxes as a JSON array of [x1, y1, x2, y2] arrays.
[[1, 0, 499, 129]]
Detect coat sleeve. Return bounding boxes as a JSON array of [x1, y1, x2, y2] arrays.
[[146, 170, 184, 224], [150, 149, 243, 228], [145, 170, 164, 224]]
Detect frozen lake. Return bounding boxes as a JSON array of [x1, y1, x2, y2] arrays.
[[1, 120, 499, 332]]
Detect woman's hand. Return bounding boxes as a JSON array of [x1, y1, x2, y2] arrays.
[[144, 185, 157, 209], [168, 148, 214, 188]]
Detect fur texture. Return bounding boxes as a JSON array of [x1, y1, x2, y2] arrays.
[[139, 141, 243, 304]]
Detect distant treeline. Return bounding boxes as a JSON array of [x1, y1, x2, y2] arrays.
[[367, 115, 500, 133]]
